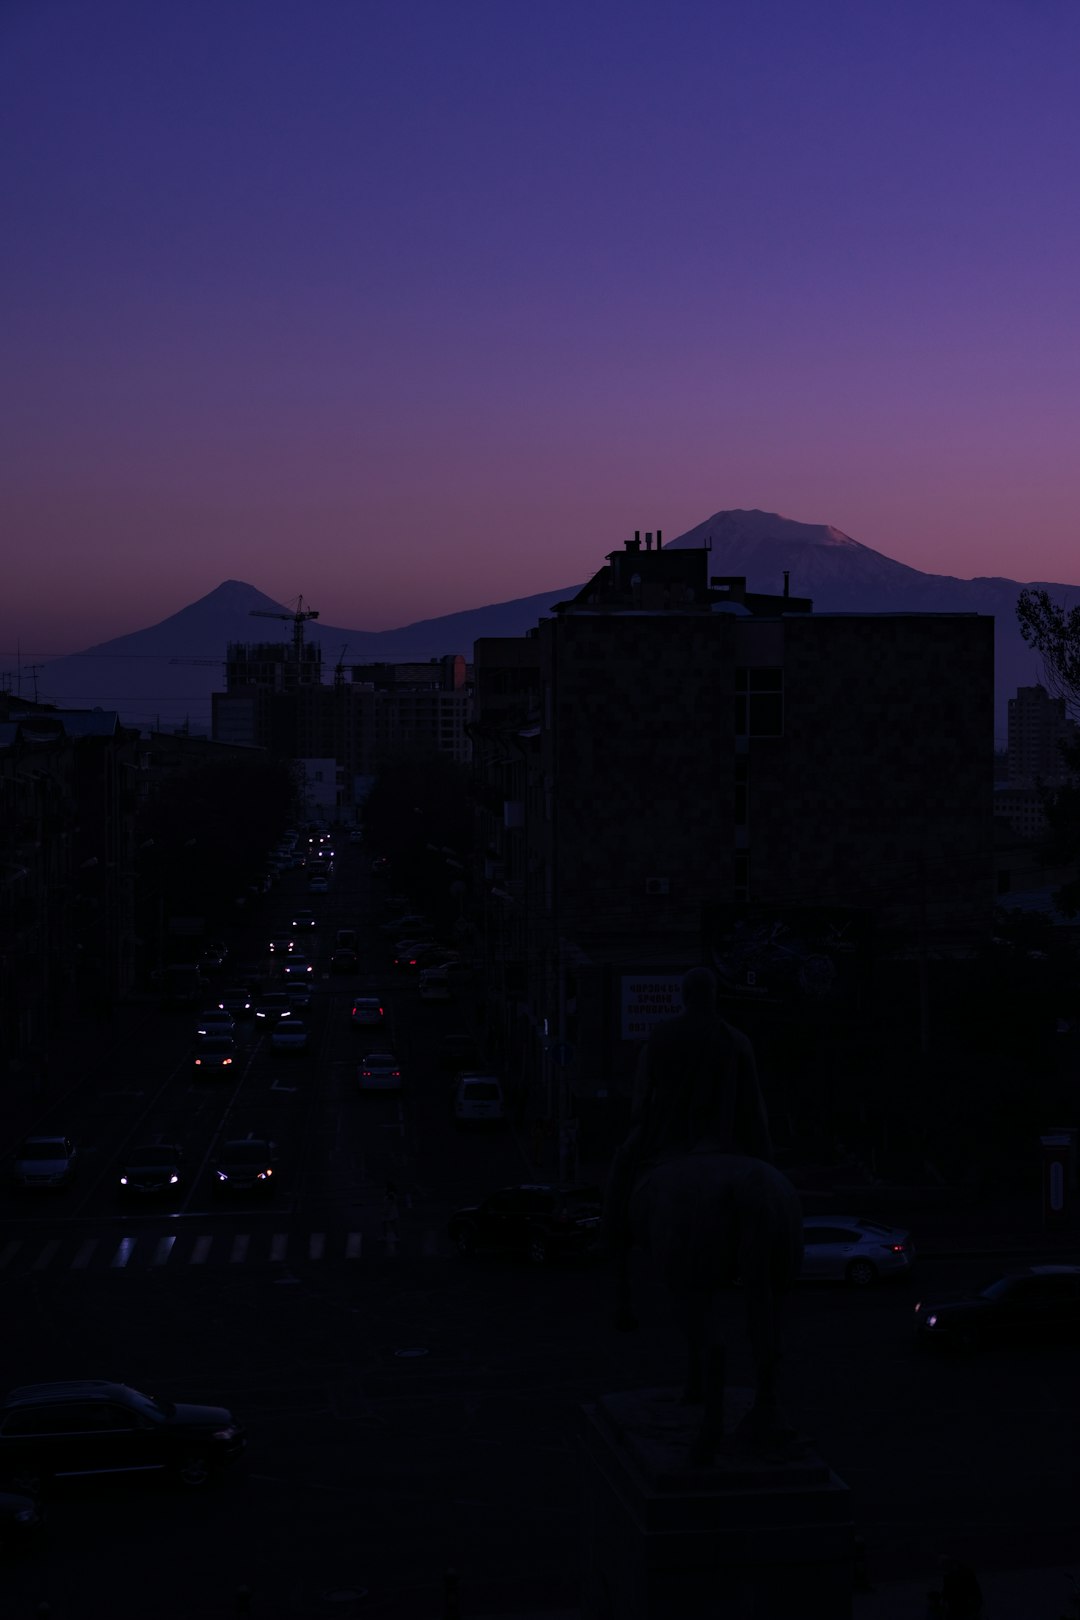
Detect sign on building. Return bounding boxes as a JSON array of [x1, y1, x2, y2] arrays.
[[620, 974, 686, 1041]]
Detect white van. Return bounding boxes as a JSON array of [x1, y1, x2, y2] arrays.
[[452, 1074, 505, 1126]]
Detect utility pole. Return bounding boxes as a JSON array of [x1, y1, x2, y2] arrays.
[[917, 853, 929, 1062]]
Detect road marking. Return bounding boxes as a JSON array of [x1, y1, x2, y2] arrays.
[[0, 1241, 21, 1270], [111, 1236, 138, 1268], [309, 1232, 325, 1260], [33, 1240, 61, 1271], [190, 1235, 213, 1265], [152, 1235, 176, 1266], [230, 1234, 250, 1264], [71, 1238, 99, 1270], [270, 1233, 288, 1262], [345, 1232, 363, 1259]]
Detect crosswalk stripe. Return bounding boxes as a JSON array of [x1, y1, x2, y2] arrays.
[[190, 1235, 213, 1265], [230, 1234, 250, 1264], [72, 1239, 99, 1270], [111, 1237, 138, 1268], [152, 1235, 176, 1267], [33, 1240, 61, 1271], [345, 1232, 363, 1260], [309, 1232, 325, 1261], [0, 1240, 22, 1270], [269, 1233, 288, 1262]]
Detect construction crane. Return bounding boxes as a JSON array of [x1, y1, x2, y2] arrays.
[[249, 595, 320, 661], [334, 644, 349, 690]]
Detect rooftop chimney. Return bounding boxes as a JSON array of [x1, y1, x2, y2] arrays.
[[626, 535, 641, 552], [645, 531, 653, 550], [783, 570, 790, 598], [656, 529, 662, 547]]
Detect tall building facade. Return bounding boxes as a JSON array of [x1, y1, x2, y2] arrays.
[[1007, 684, 1078, 785]]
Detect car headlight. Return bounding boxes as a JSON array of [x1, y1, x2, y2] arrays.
[[216, 1171, 228, 1181], [169, 1173, 179, 1184], [212, 1426, 239, 1442], [926, 1314, 939, 1327], [119, 1176, 128, 1186]]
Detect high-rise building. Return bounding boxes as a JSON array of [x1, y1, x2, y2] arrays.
[[1007, 684, 1078, 785]]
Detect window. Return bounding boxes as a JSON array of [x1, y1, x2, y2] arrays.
[[734, 758, 748, 826], [734, 667, 783, 737]]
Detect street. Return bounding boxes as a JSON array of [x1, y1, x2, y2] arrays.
[[2, 844, 1079, 1616]]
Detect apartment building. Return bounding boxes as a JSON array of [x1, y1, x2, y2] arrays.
[[1007, 684, 1078, 785]]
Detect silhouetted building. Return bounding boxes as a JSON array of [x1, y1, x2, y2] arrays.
[[1007, 683, 1078, 785]]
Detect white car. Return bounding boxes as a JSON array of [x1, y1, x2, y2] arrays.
[[800, 1216, 915, 1287], [12, 1135, 78, 1189], [453, 1074, 505, 1127], [271, 1019, 309, 1053], [358, 1051, 402, 1091], [196, 1008, 236, 1038], [418, 972, 451, 1001]]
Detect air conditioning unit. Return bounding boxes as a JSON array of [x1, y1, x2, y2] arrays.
[[645, 877, 670, 896]]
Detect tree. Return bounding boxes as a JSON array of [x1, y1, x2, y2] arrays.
[[1016, 588, 1080, 913]]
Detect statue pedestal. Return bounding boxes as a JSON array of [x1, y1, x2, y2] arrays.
[[579, 1388, 853, 1620]]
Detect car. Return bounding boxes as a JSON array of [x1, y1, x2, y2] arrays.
[[284, 982, 313, 1010], [291, 910, 316, 931], [330, 948, 359, 974], [391, 941, 436, 970], [308, 876, 329, 894], [0, 1486, 43, 1550], [196, 1008, 235, 1038], [11, 1137, 78, 1191], [268, 935, 295, 955], [348, 829, 364, 844], [199, 941, 228, 970], [440, 1033, 483, 1071], [271, 1019, 308, 1053], [119, 1142, 184, 1199], [914, 1265, 1080, 1352], [371, 855, 390, 873], [358, 1051, 402, 1091], [213, 1136, 279, 1193], [418, 972, 451, 1001], [0, 1381, 246, 1492], [193, 1036, 236, 1075], [350, 997, 385, 1028], [255, 993, 292, 1023], [448, 1185, 603, 1265], [335, 928, 359, 951], [218, 986, 254, 1018], [282, 954, 314, 978], [419, 958, 472, 987], [381, 914, 433, 936], [800, 1216, 915, 1287], [452, 1073, 505, 1126]]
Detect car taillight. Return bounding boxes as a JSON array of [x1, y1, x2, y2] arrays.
[[223, 1058, 232, 1065], [888, 1243, 906, 1253]]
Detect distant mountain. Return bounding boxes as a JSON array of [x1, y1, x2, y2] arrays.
[[31, 512, 1072, 740]]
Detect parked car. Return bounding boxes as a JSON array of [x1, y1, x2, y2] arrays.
[[0, 1380, 246, 1492], [330, 948, 359, 974], [193, 1036, 235, 1076], [350, 997, 385, 1029], [196, 1009, 235, 1039], [0, 1486, 43, 1550], [271, 1019, 308, 1054], [212, 1136, 279, 1194], [218, 986, 254, 1018], [448, 1184, 603, 1265], [800, 1216, 915, 1287], [255, 993, 292, 1023], [118, 1142, 184, 1199], [11, 1137, 78, 1191], [914, 1265, 1080, 1352], [358, 1052, 402, 1092], [452, 1074, 505, 1127]]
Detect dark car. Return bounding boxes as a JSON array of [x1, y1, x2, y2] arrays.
[[330, 948, 359, 974], [218, 986, 254, 1018], [0, 1487, 43, 1550], [914, 1264, 1080, 1352], [192, 1036, 235, 1077], [447, 1184, 603, 1266], [254, 993, 292, 1023], [0, 1380, 245, 1493], [212, 1136, 279, 1194], [119, 1142, 184, 1199]]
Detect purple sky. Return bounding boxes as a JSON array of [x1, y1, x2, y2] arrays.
[[4, 0, 1080, 654]]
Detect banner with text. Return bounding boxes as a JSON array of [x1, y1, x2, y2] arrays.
[[620, 973, 686, 1041]]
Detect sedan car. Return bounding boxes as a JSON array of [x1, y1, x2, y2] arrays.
[[914, 1265, 1080, 1352], [418, 971, 451, 1001], [119, 1143, 184, 1199], [358, 1051, 402, 1091], [370, 855, 390, 873], [291, 910, 316, 931], [271, 1019, 308, 1054], [284, 982, 313, 1010], [218, 986, 254, 1018], [268, 934, 295, 955], [196, 1008, 235, 1039], [348, 829, 364, 844], [193, 1036, 236, 1076], [800, 1216, 915, 1288], [212, 1136, 279, 1194], [307, 876, 329, 894], [330, 948, 359, 974], [282, 954, 314, 979], [255, 992, 292, 1023], [0, 1380, 245, 1492], [381, 914, 433, 936], [11, 1137, 78, 1191], [448, 1185, 603, 1265], [350, 997, 385, 1029]]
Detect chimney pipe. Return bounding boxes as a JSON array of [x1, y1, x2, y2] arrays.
[[783, 570, 790, 598], [656, 529, 662, 547], [645, 531, 653, 550], [635, 530, 640, 545]]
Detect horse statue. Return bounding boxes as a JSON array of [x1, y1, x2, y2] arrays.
[[612, 1146, 803, 1463]]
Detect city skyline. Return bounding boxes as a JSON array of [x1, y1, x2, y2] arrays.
[[5, 1, 1080, 651]]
